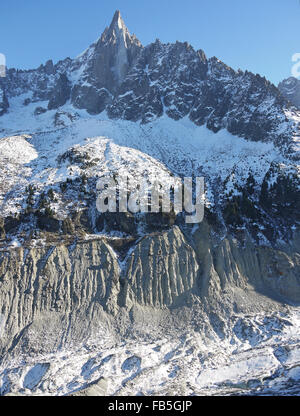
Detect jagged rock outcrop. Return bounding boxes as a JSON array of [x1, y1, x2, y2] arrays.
[[70, 10, 142, 114], [92, 10, 142, 89], [279, 77, 300, 109], [108, 45, 290, 146], [107, 40, 208, 123], [0, 11, 299, 149], [48, 73, 71, 110], [43, 59, 55, 76]]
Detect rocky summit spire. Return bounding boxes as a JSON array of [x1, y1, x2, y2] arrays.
[[104, 10, 132, 46], [95, 10, 142, 85], [69, 11, 143, 113], [109, 10, 126, 31], [99, 10, 140, 47]]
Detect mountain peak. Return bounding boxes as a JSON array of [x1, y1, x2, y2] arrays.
[[97, 10, 142, 51], [109, 10, 127, 32]]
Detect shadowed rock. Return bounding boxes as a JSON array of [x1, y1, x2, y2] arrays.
[[278, 77, 300, 109]]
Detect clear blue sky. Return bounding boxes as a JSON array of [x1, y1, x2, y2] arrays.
[[1, 0, 300, 85]]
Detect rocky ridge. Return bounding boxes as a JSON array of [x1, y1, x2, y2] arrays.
[[1, 11, 300, 155]]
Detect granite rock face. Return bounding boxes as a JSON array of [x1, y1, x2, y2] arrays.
[[70, 10, 142, 114], [48, 74, 71, 110], [108, 45, 290, 147]]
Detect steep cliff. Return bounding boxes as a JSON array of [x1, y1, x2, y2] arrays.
[[1, 223, 299, 357]]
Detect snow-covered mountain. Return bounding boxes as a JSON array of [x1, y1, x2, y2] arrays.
[[0, 11, 300, 397], [1, 11, 300, 152], [0, 11, 299, 244]]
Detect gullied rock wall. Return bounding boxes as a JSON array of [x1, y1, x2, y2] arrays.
[[0, 240, 120, 354], [0, 224, 299, 356], [122, 227, 200, 308]]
